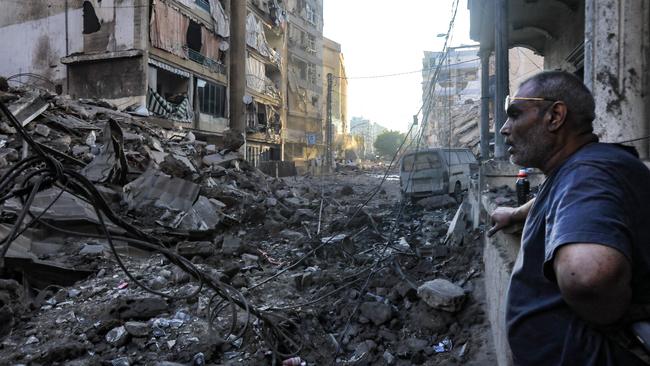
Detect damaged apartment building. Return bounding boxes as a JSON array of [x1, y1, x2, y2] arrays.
[[283, 0, 324, 167], [421, 45, 541, 155], [0, 0, 325, 169]]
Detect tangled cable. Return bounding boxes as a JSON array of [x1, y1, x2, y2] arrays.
[[0, 101, 303, 359]]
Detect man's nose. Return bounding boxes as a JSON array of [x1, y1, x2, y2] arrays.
[[500, 118, 511, 136]]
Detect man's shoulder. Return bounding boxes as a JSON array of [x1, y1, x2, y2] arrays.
[[559, 143, 649, 179]]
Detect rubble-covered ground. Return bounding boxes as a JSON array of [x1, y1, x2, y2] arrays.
[[0, 86, 495, 365]]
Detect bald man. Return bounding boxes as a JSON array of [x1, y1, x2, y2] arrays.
[[489, 71, 650, 365]]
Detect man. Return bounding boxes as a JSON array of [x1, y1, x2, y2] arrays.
[[488, 70, 650, 365]]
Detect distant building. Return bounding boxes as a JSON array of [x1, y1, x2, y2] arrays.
[[322, 37, 348, 160], [322, 38, 348, 138], [350, 117, 387, 158], [421, 45, 542, 153]]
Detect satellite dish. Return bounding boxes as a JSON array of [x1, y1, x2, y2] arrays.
[[219, 41, 230, 51], [243, 95, 253, 104]]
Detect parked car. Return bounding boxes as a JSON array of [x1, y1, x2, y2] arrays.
[[399, 148, 478, 201]]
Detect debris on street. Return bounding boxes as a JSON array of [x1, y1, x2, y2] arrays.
[[0, 86, 495, 365]]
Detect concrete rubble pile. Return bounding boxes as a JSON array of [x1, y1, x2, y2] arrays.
[[0, 84, 495, 365]]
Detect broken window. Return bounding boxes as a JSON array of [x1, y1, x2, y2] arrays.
[[305, 3, 317, 25], [246, 103, 257, 128], [147, 67, 193, 122], [186, 20, 203, 62], [257, 104, 268, 126], [307, 62, 317, 85], [197, 79, 226, 117], [82, 1, 101, 34], [295, 59, 307, 80], [306, 34, 316, 54]]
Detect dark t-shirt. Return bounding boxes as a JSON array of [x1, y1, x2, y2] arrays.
[[506, 143, 650, 366]]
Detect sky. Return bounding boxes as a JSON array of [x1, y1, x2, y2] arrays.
[[323, 0, 474, 133]]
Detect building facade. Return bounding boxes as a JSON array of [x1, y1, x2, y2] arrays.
[[350, 117, 387, 159], [0, 0, 331, 169], [421, 45, 542, 154], [469, 0, 650, 161], [322, 37, 348, 161], [283, 0, 324, 166]]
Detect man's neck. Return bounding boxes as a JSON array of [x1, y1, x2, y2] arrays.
[[541, 133, 599, 174]]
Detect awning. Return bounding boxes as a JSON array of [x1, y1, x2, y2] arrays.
[[148, 58, 191, 78]]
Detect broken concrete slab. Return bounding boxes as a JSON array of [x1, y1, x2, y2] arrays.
[[279, 229, 305, 242], [105, 296, 168, 320], [359, 302, 393, 325], [202, 152, 240, 167], [177, 241, 214, 258], [221, 235, 243, 256], [123, 169, 200, 213], [416, 195, 457, 210], [417, 279, 466, 313], [445, 201, 470, 246]]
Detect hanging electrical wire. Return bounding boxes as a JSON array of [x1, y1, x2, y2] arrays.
[[0, 101, 304, 359]]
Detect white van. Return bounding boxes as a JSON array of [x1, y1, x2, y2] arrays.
[[399, 148, 478, 201]]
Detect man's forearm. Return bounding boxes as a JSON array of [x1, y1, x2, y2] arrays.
[[512, 197, 535, 222]]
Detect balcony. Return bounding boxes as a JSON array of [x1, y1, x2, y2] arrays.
[[185, 47, 226, 75]]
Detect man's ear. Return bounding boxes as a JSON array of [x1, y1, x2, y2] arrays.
[[547, 102, 568, 132]]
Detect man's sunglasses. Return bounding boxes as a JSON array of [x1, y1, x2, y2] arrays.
[[505, 95, 557, 112]]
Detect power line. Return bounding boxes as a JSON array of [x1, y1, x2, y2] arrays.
[[331, 58, 480, 80]]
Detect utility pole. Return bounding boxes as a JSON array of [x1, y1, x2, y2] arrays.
[[229, 0, 246, 134], [480, 49, 491, 159], [326, 73, 333, 170], [494, 0, 509, 159]]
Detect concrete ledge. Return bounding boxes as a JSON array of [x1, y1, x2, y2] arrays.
[[481, 159, 545, 190], [484, 229, 519, 366], [61, 49, 144, 64], [477, 183, 523, 366]]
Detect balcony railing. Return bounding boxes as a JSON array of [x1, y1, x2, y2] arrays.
[[186, 47, 226, 75]]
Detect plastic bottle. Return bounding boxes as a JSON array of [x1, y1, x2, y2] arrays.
[[516, 168, 530, 206]]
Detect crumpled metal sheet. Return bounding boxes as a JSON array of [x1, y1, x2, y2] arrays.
[[4, 188, 100, 224], [123, 169, 200, 212], [81, 119, 128, 184]]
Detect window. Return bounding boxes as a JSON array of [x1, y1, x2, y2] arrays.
[[402, 153, 441, 172], [295, 59, 307, 80], [306, 3, 317, 25], [197, 79, 226, 117], [186, 21, 202, 53], [195, 0, 210, 12], [306, 34, 316, 54], [448, 152, 460, 165], [307, 63, 317, 84]]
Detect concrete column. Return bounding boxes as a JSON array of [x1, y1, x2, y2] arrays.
[[494, 0, 509, 159], [584, 0, 650, 159], [229, 0, 247, 133], [280, 14, 289, 161], [480, 49, 491, 159]]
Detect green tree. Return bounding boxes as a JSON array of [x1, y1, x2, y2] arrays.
[[373, 130, 405, 159]]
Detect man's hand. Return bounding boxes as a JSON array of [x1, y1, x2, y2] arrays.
[[487, 207, 518, 237], [487, 198, 535, 237]]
